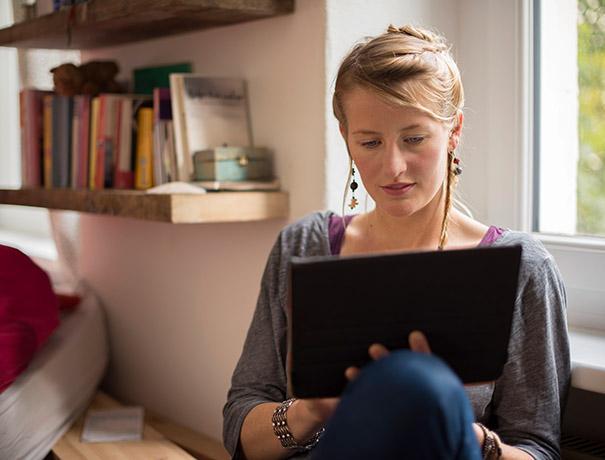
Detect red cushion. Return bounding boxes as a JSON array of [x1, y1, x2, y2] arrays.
[[0, 245, 59, 392], [0, 322, 36, 392]]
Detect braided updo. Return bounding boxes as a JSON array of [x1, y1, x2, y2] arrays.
[[334, 25, 465, 249]]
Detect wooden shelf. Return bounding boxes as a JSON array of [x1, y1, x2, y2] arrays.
[[0, 0, 294, 49], [0, 188, 289, 223]]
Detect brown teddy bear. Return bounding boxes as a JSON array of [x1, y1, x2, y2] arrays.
[[50, 60, 122, 96]]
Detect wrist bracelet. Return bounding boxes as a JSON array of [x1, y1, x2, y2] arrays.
[[476, 423, 502, 460], [271, 398, 324, 451]]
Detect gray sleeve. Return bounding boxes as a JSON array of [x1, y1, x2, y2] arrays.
[[491, 243, 571, 459], [222, 233, 289, 458], [222, 212, 329, 459]]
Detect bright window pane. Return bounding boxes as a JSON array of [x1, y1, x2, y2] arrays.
[[577, 0, 605, 236], [538, 0, 605, 238]]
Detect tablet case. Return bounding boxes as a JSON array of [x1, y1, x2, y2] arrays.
[[288, 245, 522, 398]]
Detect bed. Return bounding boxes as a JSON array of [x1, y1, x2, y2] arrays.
[[0, 292, 108, 460]]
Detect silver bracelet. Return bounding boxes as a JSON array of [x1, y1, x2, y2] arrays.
[[271, 398, 324, 451], [476, 423, 502, 460]]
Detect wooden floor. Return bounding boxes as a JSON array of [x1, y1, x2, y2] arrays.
[[51, 392, 229, 460]]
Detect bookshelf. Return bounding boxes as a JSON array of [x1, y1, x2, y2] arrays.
[[0, 0, 293, 223], [0, 188, 289, 223], [0, 0, 295, 49]]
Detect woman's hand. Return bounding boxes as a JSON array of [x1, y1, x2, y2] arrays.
[[296, 397, 340, 425], [287, 397, 339, 443], [345, 330, 431, 380]]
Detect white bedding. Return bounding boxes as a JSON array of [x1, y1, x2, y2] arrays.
[[0, 293, 108, 460]]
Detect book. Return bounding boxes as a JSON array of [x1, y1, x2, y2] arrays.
[[19, 89, 48, 188], [92, 94, 121, 189], [133, 63, 192, 95], [81, 407, 144, 443], [104, 94, 153, 189], [135, 107, 154, 189], [42, 94, 53, 188], [170, 75, 252, 182], [51, 95, 73, 188], [113, 97, 134, 189], [71, 95, 91, 189], [88, 97, 100, 190], [152, 88, 177, 185]]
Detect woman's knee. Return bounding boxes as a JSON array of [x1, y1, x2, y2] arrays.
[[345, 350, 467, 415]]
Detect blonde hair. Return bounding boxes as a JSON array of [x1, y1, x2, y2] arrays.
[[333, 25, 465, 249]]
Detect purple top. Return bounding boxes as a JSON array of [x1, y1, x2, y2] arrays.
[[328, 214, 505, 255]]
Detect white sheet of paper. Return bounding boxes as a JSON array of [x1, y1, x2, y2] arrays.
[[81, 406, 144, 443]]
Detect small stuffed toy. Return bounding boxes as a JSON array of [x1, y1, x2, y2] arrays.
[[51, 60, 122, 96]]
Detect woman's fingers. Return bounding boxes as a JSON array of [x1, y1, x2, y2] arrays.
[[409, 330, 432, 354], [345, 366, 360, 381], [345, 343, 390, 382], [369, 342, 390, 360]]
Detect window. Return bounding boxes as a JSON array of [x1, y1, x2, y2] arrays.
[[534, 0, 605, 331], [536, 0, 605, 238], [577, 0, 605, 237]]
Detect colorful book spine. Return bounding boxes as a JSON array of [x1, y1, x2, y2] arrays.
[[51, 96, 73, 188], [114, 97, 134, 189], [152, 87, 173, 185], [71, 95, 91, 189], [135, 107, 154, 189], [19, 89, 46, 188], [92, 94, 120, 189], [43, 95, 53, 188], [89, 97, 100, 190]]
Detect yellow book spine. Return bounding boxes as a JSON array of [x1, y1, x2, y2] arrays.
[[135, 107, 154, 190], [42, 95, 53, 189], [89, 97, 100, 190]]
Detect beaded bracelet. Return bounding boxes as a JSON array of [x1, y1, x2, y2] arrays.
[[271, 398, 324, 451]]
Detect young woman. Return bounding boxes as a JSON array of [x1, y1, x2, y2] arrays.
[[223, 25, 570, 460]]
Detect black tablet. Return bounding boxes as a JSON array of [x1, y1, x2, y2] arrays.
[[288, 245, 522, 398]]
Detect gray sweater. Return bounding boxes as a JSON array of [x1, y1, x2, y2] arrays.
[[223, 211, 571, 459]]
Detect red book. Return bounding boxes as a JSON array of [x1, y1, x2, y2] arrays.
[[19, 89, 48, 187]]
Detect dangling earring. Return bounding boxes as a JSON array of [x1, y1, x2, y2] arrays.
[[349, 166, 359, 209], [450, 151, 462, 176]]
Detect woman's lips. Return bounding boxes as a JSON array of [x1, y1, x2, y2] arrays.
[[380, 183, 415, 196]]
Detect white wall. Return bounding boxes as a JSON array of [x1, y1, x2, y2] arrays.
[[0, 1, 19, 189], [78, 0, 325, 440], [457, 0, 530, 229]]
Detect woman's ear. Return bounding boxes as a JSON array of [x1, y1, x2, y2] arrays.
[[339, 123, 347, 139], [448, 112, 464, 151]]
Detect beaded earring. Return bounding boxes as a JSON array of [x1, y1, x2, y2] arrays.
[[349, 166, 359, 209], [450, 152, 462, 176]]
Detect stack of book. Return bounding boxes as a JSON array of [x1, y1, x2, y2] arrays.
[[19, 64, 279, 192], [20, 90, 157, 190]]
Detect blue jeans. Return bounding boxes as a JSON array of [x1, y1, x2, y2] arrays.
[[311, 350, 482, 460]]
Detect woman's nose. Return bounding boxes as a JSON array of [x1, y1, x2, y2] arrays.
[[383, 142, 407, 178]]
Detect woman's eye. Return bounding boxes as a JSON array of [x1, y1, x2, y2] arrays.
[[361, 140, 381, 149], [405, 136, 424, 145]]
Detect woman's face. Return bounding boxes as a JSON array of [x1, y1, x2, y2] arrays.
[[341, 86, 456, 218]]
